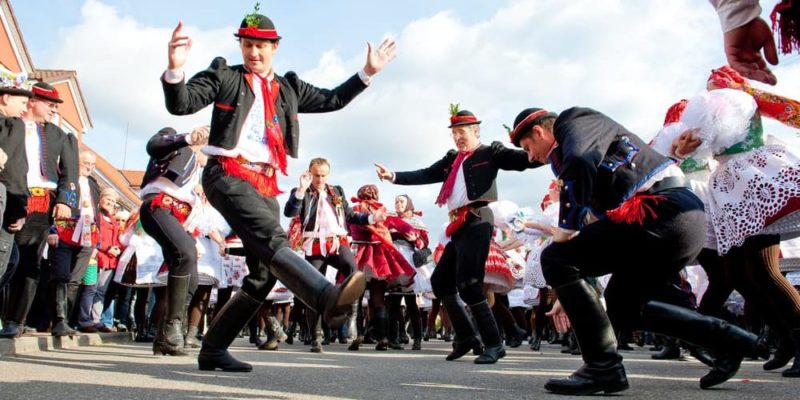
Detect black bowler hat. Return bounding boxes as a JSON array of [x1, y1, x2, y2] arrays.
[[509, 107, 557, 146], [31, 81, 63, 104], [448, 103, 481, 128], [235, 13, 281, 41]]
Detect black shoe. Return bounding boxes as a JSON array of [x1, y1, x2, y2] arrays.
[[198, 347, 252, 372], [153, 275, 191, 356], [475, 344, 506, 364], [412, 338, 422, 351], [547, 280, 627, 395], [348, 336, 362, 351], [529, 335, 541, 351], [310, 340, 323, 353], [258, 338, 279, 351], [388, 341, 405, 350], [446, 336, 482, 361], [198, 290, 262, 373], [652, 339, 683, 360], [0, 321, 22, 338], [375, 339, 389, 351], [764, 333, 795, 370], [780, 329, 800, 377], [505, 334, 522, 348], [545, 362, 629, 395]]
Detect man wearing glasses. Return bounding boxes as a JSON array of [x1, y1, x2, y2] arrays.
[[0, 82, 79, 338]]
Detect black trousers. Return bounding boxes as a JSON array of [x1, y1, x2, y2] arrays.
[[430, 206, 493, 306], [3, 208, 53, 322], [306, 245, 356, 277], [541, 188, 705, 333], [203, 160, 285, 299], [49, 242, 92, 284], [140, 195, 198, 281]]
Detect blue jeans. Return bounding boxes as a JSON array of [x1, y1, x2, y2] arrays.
[[78, 269, 114, 327]]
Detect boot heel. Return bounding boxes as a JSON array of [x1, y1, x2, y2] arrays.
[[603, 380, 630, 394]]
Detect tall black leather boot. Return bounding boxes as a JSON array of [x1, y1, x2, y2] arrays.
[[639, 301, 758, 389], [764, 331, 795, 370], [307, 309, 323, 353], [198, 290, 262, 372], [469, 300, 506, 364], [374, 306, 389, 351], [441, 294, 483, 361], [0, 277, 37, 338], [651, 336, 682, 360], [270, 248, 365, 328], [781, 329, 800, 377], [50, 283, 76, 337], [544, 280, 628, 395], [154, 275, 191, 356]]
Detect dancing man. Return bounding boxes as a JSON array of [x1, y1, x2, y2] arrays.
[[162, 5, 395, 371], [375, 105, 536, 364]]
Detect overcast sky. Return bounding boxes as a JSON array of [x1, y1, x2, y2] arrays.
[[12, 0, 800, 241]]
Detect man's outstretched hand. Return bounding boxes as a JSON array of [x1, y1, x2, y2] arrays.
[[364, 38, 397, 77], [724, 17, 779, 85], [168, 21, 193, 71]]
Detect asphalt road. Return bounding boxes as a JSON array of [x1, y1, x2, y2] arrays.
[[0, 337, 797, 399]]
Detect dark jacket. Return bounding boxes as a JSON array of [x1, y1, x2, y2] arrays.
[[0, 117, 29, 224], [393, 141, 538, 203], [549, 107, 675, 230], [283, 185, 369, 231], [39, 122, 80, 210], [141, 127, 197, 189], [162, 57, 368, 158]]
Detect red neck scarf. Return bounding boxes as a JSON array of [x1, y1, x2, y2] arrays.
[[435, 150, 474, 207], [252, 72, 287, 175]]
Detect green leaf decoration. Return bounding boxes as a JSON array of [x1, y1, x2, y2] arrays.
[[503, 124, 512, 134], [449, 103, 460, 117], [245, 2, 262, 27]]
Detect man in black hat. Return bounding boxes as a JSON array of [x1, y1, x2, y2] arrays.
[[508, 106, 760, 394], [0, 66, 33, 292], [374, 105, 537, 364], [161, 7, 395, 372], [0, 81, 79, 338]]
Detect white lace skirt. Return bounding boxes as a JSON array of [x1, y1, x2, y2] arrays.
[[709, 145, 800, 254]]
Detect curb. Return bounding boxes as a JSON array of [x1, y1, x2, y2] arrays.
[[0, 332, 133, 356]]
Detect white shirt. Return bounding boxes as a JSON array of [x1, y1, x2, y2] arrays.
[[708, 0, 761, 32], [306, 189, 348, 237], [446, 159, 470, 211], [203, 72, 276, 164], [24, 121, 56, 189]]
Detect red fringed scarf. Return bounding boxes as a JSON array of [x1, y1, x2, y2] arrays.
[[219, 156, 282, 197], [27, 190, 52, 214], [606, 194, 666, 225], [709, 65, 800, 128], [772, 0, 800, 55]]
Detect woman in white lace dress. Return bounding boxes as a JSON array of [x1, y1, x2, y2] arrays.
[[655, 66, 800, 377]]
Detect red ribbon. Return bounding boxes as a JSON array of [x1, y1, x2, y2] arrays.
[[237, 27, 280, 40]]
